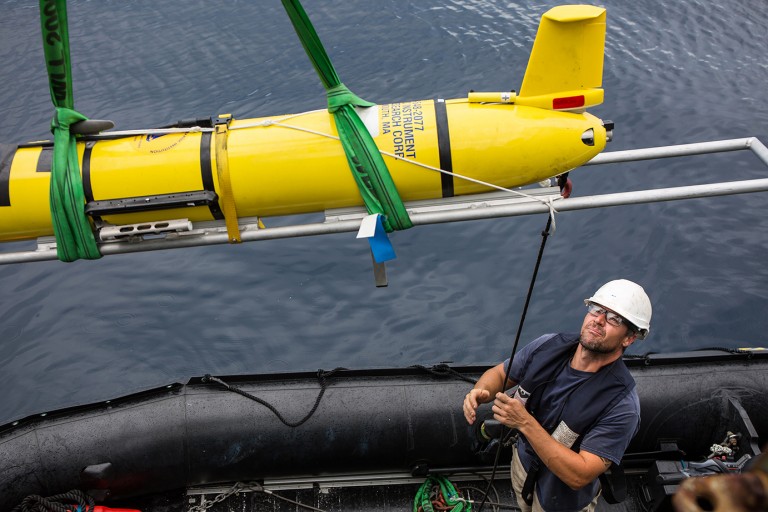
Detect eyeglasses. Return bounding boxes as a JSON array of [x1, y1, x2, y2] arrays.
[[586, 303, 626, 327]]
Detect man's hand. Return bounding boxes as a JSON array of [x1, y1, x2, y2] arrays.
[[463, 388, 490, 425], [492, 391, 534, 430]]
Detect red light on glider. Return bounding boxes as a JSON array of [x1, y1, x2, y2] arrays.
[[553, 95, 585, 110]]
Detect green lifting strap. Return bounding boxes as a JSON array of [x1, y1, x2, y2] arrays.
[[280, 0, 412, 232], [39, 0, 101, 261], [413, 475, 470, 512]]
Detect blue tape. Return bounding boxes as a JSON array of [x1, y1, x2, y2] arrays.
[[368, 214, 396, 263]]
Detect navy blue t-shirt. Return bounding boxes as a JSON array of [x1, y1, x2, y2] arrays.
[[503, 334, 640, 508]]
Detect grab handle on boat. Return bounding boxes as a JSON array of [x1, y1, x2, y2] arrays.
[[70, 119, 115, 135]]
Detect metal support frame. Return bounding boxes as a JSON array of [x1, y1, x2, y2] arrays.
[[186, 468, 511, 494], [1, 137, 767, 265]]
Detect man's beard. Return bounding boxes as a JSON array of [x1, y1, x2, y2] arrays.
[[579, 336, 615, 354], [580, 324, 616, 354]]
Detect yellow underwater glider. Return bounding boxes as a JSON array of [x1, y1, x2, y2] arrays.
[[0, 5, 610, 244]]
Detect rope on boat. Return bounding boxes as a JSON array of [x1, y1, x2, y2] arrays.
[[414, 475, 471, 512], [243, 482, 327, 512], [188, 481, 327, 512], [410, 363, 478, 384], [11, 489, 94, 512], [476, 214, 554, 512], [697, 347, 755, 357], [623, 346, 755, 366], [202, 368, 346, 428], [456, 483, 521, 512]]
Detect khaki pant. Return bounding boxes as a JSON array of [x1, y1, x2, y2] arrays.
[[511, 445, 599, 512]]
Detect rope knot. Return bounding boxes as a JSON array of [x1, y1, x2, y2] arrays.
[[326, 83, 375, 113], [432, 363, 450, 373]]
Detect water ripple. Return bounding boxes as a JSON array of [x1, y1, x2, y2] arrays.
[[1, 0, 767, 423]]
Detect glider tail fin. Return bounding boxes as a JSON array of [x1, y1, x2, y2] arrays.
[[517, 5, 606, 112]]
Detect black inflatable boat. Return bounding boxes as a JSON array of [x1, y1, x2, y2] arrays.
[[2, 349, 766, 511]]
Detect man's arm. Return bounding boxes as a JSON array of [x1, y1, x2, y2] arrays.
[[493, 393, 608, 489], [463, 362, 515, 425]]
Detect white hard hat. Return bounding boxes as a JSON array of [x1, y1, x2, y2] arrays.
[[585, 279, 652, 339]]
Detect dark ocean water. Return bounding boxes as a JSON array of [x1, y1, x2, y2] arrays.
[[1, 0, 767, 425]]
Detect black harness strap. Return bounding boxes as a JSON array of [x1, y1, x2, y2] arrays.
[[0, 144, 16, 207], [521, 458, 541, 506], [599, 464, 627, 504], [199, 131, 224, 220], [35, 145, 53, 173], [433, 98, 454, 198], [82, 141, 96, 203]]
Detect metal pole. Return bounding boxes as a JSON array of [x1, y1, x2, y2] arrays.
[[586, 138, 756, 165], [747, 137, 768, 166], [2, 177, 767, 265], [411, 178, 768, 225]]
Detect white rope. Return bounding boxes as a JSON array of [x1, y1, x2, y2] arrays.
[[229, 116, 562, 231], [229, 109, 327, 131]]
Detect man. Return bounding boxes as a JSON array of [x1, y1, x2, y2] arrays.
[[463, 279, 652, 512]]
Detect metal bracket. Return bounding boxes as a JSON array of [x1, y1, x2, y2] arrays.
[[370, 250, 388, 287], [98, 219, 193, 241], [212, 113, 233, 126], [85, 190, 217, 216]]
